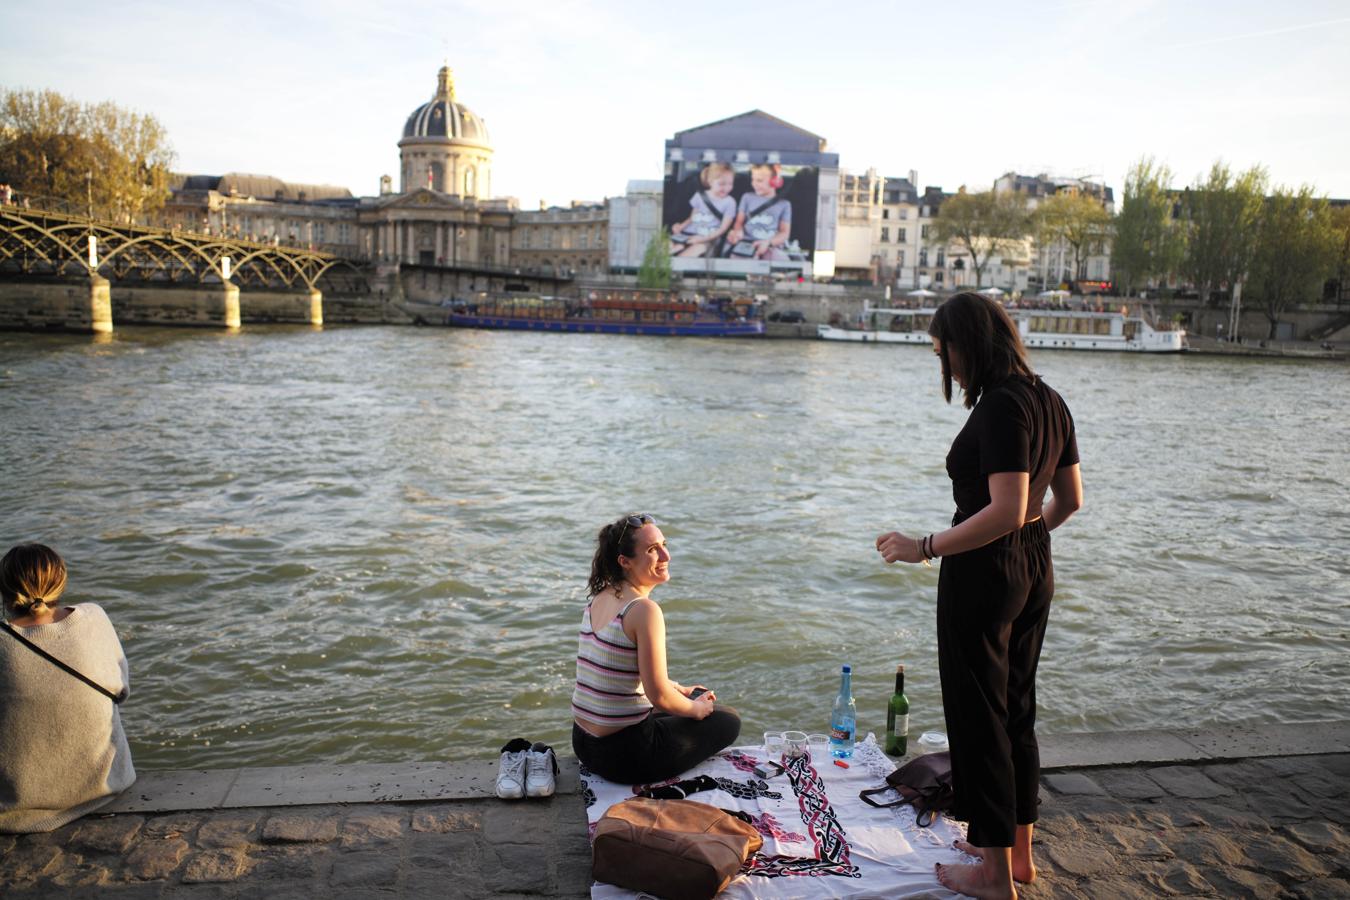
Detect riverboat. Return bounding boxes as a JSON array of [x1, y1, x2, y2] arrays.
[[817, 304, 1187, 353], [408, 290, 764, 337]]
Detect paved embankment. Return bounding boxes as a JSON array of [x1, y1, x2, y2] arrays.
[[2, 722, 1347, 898]]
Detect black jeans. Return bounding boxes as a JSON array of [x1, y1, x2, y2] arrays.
[[937, 518, 1053, 848], [572, 707, 742, 785]]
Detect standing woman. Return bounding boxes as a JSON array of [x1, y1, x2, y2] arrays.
[[0, 544, 135, 833], [877, 293, 1083, 899], [571, 514, 740, 784]]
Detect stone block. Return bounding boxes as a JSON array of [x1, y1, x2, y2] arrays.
[[339, 809, 406, 848], [0, 842, 63, 889], [1070, 796, 1139, 826], [125, 837, 190, 880], [1145, 765, 1230, 799], [140, 815, 200, 840], [1243, 831, 1333, 880], [1291, 877, 1350, 900], [246, 845, 330, 882], [407, 830, 480, 869], [1164, 830, 1246, 868], [329, 849, 401, 888], [1180, 799, 1267, 831], [1241, 786, 1320, 821], [1198, 865, 1285, 898], [1044, 772, 1106, 795], [74, 815, 145, 854], [1094, 769, 1167, 800], [1096, 823, 1175, 859], [1138, 860, 1214, 896], [411, 806, 481, 833], [487, 842, 552, 892], [1283, 821, 1350, 855], [182, 848, 252, 883], [555, 851, 596, 893], [1044, 839, 1116, 877], [483, 802, 552, 845], [261, 813, 340, 844], [104, 768, 239, 813], [196, 812, 262, 849]]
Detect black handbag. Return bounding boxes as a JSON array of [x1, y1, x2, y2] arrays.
[[859, 751, 954, 826]]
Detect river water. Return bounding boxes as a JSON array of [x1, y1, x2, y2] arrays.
[[1, 325, 1347, 769]]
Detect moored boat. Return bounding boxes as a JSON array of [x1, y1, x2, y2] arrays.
[[817, 303, 1187, 353], [408, 290, 764, 337]]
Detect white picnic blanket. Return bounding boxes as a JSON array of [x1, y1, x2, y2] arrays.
[[581, 735, 968, 899]]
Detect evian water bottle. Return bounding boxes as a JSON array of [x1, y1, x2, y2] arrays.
[[829, 664, 856, 758]]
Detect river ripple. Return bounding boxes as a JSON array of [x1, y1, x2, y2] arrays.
[[1, 326, 1347, 767]]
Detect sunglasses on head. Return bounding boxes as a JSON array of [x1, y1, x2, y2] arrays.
[[616, 513, 654, 545]]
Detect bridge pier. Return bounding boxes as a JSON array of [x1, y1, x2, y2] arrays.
[[309, 288, 323, 326], [223, 281, 241, 329], [89, 275, 113, 334]]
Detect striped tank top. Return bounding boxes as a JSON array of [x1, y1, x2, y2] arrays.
[[571, 598, 652, 732]]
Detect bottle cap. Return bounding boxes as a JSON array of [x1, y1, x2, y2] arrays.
[[896, 664, 904, 673], [842, 664, 851, 673]]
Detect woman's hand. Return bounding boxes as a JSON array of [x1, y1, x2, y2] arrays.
[[690, 693, 717, 720], [876, 531, 924, 564], [679, 683, 711, 699]]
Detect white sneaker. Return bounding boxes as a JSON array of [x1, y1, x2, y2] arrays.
[[496, 738, 531, 800], [525, 742, 557, 798]]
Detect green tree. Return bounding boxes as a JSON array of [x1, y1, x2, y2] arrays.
[[1180, 162, 1267, 306], [1111, 157, 1184, 297], [637, 228, 672, 289], [0, 87, 175, 221], [932, 189, 1030, 288], [1246, 186, 1338, 338], [1035, 191, 1112, 285]]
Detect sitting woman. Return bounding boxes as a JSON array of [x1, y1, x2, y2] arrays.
[[571, 514, 740, 784], [0, 544, 135, 833]]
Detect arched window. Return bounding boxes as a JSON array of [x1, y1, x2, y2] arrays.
[[464, 167, 476, 197], [429, 162, 444, 192]]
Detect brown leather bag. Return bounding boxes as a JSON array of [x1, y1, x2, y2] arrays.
[[591, 797, 764, 900], [858, 750, 955, 826]]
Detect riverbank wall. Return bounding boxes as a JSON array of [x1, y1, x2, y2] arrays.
[[2, 721, 1346, 897]]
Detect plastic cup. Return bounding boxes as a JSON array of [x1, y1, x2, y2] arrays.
[[783, 731, 809, 759], [918, 731, 949, 754], [807, 733, 830, 759], [763, 731, 785, 757]]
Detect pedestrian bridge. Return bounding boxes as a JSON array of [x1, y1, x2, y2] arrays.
[[0, 203, 364, 291]]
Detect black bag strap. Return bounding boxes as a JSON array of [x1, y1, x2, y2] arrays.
[[859, 784, 911, 808], [1, 621, 127, 704]]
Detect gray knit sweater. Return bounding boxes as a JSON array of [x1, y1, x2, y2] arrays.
[[0, 603, 136, 833]]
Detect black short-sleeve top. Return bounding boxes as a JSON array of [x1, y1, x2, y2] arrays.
[[945, 375, 1079, 518]]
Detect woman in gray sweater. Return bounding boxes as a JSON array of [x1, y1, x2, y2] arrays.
[[0, 544, 135, 833]]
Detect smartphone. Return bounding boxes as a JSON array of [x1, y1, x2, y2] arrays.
[[689, 687, 709, 699]]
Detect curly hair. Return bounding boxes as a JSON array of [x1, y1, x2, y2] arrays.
[[586, 515, 653, 599]]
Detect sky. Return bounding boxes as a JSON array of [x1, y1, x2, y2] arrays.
[[3, 0, 1349, 206]]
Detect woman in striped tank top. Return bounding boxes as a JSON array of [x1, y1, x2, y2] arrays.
[[571, 514, 741, 784]]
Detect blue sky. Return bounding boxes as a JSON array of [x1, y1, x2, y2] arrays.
[[3, 0, 1348, 205]]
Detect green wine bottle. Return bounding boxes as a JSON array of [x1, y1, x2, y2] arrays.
[[885, 664, 909, 756]]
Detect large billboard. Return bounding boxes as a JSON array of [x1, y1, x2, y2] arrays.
[[663, 159, 819, 277]]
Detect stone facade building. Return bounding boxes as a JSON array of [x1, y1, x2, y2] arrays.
[[511, 203, 608, 275]]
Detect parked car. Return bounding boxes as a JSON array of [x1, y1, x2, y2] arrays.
[[768, 310, 806, 323]]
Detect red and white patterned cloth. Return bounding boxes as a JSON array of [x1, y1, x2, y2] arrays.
[[581, 735, 970, 899]]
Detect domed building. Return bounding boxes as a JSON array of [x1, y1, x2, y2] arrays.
[[359, 65, 516, 276], [398, 66, 493, 198]]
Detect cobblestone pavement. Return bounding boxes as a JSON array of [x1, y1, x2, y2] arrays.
[[1, 752, 1346, 898], [1027, 753, 1350, 899]]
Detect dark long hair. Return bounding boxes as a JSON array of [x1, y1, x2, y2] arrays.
[[928, 292, 1035, 408], [586, 515, 650, 599]]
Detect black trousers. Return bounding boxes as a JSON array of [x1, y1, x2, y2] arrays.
[[937, 518, 1053, 848], [572, 707, 741, 785]]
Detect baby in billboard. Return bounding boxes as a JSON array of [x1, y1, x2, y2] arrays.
[[726, 163, 792, 261], [669, 162, 737, 257]]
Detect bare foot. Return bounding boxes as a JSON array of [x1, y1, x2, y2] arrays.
[[935, 861, 1017, 900]]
